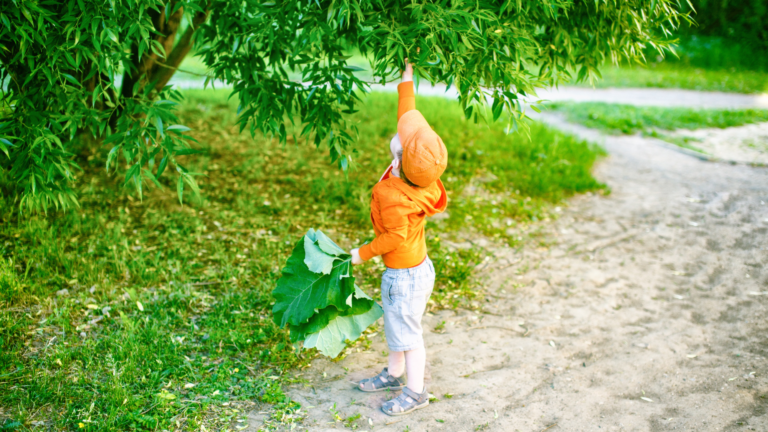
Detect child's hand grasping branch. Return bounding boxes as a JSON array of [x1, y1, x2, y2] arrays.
[[402, 58, 413, 83]]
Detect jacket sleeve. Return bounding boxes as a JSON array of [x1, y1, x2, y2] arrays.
[[397, 81, 415, 121], [358, 190, 410, 261]]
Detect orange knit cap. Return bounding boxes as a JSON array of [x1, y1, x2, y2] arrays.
[[397, 110, 448, 187]]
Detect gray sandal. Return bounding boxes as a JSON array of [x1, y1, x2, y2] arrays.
[[381, 386, 429, 416], [358, 368, 405, 392]]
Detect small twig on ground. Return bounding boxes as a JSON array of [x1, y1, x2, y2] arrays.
[[479, 310, 504, 316], [469, 325, 522, 333], [461, 362, 508, 377], [540, 423, 558, 432], [322, 374, 345, 382], [520, 324, 530, 337]]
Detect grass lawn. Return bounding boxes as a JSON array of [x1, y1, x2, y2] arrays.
[[546, 102, 768, 135], [582, 63, 768, 94], [0, 91, 605, 431]]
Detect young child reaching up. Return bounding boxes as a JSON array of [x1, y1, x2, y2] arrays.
[[350, 59, 448, 416]]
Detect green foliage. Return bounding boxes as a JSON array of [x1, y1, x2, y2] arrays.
[[1, 0, 685, 212], [272, 229, 382, 358], [575, 1, 768, 93], [547, 102, 768, 134], [667, 35, 768, 73], [681, 0, 768, 70], [0, 91, 605, 429]]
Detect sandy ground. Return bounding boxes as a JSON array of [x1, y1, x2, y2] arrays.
[[668, 122, 768, 165], [246, 112, 768, 431]]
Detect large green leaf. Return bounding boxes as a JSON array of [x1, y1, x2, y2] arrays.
[[272, 234, 355, 328], [308, 228, 348, 257], [303, 303, 384, 358], [290, 285, 375, 342], [303, 228, 349, 275]]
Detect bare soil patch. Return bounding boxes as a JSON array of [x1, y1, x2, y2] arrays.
[[670, 122, 768, 165]]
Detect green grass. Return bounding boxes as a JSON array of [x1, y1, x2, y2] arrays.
[[582, 63, 768, 94], [547, 102, 768, 135], [644, 132, 708, 154], [0, 91, 605, 431]]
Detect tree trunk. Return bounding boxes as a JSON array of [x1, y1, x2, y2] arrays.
[[150, 7, 211, 92], [121, 2, 185, 99]]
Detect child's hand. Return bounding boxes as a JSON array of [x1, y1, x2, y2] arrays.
[[350, 248, 363, 265], [401, 58, 413, 82]]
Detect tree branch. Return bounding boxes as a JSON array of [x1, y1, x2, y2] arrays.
[[122, 2, 184, 98], [151, 6, 211, 92]]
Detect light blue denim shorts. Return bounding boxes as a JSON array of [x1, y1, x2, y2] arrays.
[[380, 257, 435, 352]]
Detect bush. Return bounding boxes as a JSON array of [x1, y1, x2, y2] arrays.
[[676, 1, 768, 71]]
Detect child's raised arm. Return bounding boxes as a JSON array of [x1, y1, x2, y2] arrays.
[[397, 59, 415, 121]]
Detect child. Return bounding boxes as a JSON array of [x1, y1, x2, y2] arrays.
[[350, 59, 448, 416]]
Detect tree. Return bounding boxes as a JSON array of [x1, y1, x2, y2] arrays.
[[0, 0, 688, 212], [680, 0, 768, 70]]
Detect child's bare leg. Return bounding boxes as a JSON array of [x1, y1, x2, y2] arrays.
[[388, 351, 405, 377], [404, 346, 426, 393], [380, 345, 429, 416]]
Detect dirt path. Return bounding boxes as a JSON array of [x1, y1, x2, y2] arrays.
[[245, 111, 768, 431], [530, 87, 768, 109]]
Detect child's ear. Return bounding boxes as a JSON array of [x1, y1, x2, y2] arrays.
[[392, 158, 401, 170]]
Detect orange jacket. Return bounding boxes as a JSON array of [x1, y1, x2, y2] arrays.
[[358, 82, 448, 268]]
